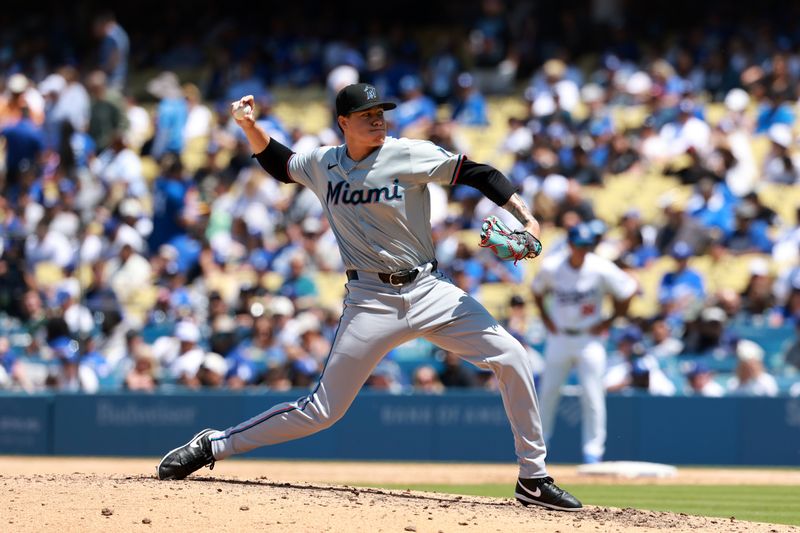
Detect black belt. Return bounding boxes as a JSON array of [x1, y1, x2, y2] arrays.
[[346, 260, 438, 286], [560, 328, 588, 336]]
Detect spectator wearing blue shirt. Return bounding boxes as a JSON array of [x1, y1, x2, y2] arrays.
[[39, 73, 67, 150], [279, 252, 319, 302], [604, 325, 676, 396], [724, 202, 773, 254], [449, 242, 487, 286], [149, 155, 191, 251], [147, 72, 189, 159], [683, 361, 725, 397], [448, 259, 480, 298], [482, 255, 524, 284], [364, 47, 409, 102], [426, 38, 461, 103], [0, 112, 44, 192], [226, 316, 287, 387], [451, 73, 488, 126], [245, 230, 275, 274], [80, 336, 117, 388], [93, 11, 129, 92], [393, 75, 437, 135], [686, 177, 735, 238], [618, 209, 659, 268], [578, 83, 614, 139], [0, 336, 29, 391], [49, 336, 99, 393], [68, 128, 96, 170], [755, 91, 795, 134], [225, 60, 269, 103], [659, 241, 706, 323], [167, 232, 203, 276]]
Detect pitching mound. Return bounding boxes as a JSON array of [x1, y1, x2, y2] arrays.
[[1, 458, 797, 532]]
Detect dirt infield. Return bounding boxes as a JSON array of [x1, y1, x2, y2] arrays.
[[1, 457, 798, 532]]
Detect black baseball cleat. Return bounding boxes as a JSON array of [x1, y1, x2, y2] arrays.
[[157, 428, 218, 480], [515, 476, 583, 511]]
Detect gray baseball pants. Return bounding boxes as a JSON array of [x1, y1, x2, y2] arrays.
[[210, 264, 548, 478]]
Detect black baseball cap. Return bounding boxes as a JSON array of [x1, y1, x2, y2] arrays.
[[335, 83, 396, 116]]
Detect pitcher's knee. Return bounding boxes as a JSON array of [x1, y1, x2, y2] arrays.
[[489, 338, 531, 371], [503, 336, 530, 360], [310, 401, 348, 431]]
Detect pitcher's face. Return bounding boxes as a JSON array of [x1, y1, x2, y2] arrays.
[[340, 107, 387, 149]]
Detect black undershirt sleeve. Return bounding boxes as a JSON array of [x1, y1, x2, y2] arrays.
[[454, 159, 517, 206], [252, 138, 295, 184]]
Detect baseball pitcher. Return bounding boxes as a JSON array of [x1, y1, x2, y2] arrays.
[[157, 84, 581, 511]]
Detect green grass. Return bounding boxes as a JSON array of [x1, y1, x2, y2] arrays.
[[370, 483, 800, 526]]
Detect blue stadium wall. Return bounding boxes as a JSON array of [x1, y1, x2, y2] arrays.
[[1, 392, 799, 465]]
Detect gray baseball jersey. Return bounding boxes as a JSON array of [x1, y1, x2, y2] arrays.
[[287, 136, 464, 272]]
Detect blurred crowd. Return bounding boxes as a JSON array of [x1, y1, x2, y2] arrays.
[[1, 2, 800, 397]]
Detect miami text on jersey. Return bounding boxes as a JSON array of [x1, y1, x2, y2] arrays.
[[326, 179, 403, 206]]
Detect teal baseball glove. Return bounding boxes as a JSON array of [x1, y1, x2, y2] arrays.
[[479, 215, 543, 264]]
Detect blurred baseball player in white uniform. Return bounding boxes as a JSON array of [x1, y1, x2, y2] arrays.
[[157, 84, 581, 511], [532, 223, 637, 464]]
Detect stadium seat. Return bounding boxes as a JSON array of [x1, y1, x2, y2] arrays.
[[260, 272, 284, 293], [680, 353, 738, 373], [749, 136, 772, 168], [690, 253, 759, 295], [140, 156, 160, 182], [476, 282, 519, 319], [456, 229, 481, 252], [120, 285, 159, 326], [757, 183, 800, 226], [610, 104, 649, 130], [33, 262, 64, 289], [776, 374, 800, 395], [313, 271, 347, 309], [629, 256, 674, 318], [141, 321, 175, 343], [457, 125, 512, 168], [76, 264, 94, 290], [703, 103, 727, 127], [273, 97, 331, 134], [181, 136, 210, 173]]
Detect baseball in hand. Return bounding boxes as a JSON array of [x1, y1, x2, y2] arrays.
[[233, 103, 252, 120]]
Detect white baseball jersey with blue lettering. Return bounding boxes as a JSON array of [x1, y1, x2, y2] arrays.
[[532, 251, 637, 332], [208, 137, 551, 479], [532, 250, 637, 462]]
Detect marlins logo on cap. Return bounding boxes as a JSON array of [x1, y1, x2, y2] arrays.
[[335, 83, 397, 116]]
